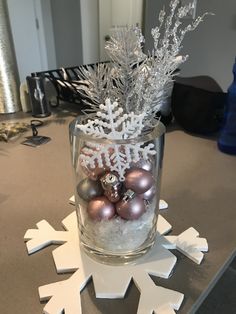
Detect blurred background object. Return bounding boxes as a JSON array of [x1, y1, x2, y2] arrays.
[[0, 0, 20, 113]]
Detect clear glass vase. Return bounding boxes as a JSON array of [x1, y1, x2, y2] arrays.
[[69, 116, 165, 264]]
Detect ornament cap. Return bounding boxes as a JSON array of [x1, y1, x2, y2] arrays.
[[123, 189, 136, 202]]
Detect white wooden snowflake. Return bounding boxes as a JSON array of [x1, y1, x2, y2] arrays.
[[76, 99, 157, 180], [24, 211, 208, 314]]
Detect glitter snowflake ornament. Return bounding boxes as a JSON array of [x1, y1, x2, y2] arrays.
[[76, 98, 156, 180]]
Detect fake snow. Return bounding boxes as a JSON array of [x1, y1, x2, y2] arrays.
[[80, 204, 157, 252]]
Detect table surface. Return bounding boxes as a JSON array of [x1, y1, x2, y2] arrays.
[[1, 107, 236, 314]]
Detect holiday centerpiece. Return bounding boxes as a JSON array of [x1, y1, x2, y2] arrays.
[[69, 0, 209, 264]]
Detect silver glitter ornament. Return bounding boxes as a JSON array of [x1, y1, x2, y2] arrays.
[[87, 196, 116, 221], [77, 178, 103, 202], [100, 172, 122, 203]]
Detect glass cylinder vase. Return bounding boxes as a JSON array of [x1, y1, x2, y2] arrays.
[[69, 116, 165, 264]]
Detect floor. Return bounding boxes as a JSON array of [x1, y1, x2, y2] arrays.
[[196, 257, 236, 314]]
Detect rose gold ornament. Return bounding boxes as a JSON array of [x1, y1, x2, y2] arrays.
[[81, 162, 108, 180], [141, 185, 156, 201], [116, 190, 145, 220], [130, 158, 153, 172], [87, 196, 116, 221], [125, 168, 154, 194]]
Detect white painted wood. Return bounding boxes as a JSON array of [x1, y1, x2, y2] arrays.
[[35, 211, 181, 313], [99, 0, 144, 61], [159, 199, 168, 210], [163, 228, 209, 264], [69, 195, 75, 204], [157, 215, 172, 235], [24, 220, 70, 254], [24, 211, 208, 313]]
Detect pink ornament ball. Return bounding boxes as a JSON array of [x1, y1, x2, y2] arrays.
[[104, 190, 121, 203], [116, 196, 145, 220], [81, 162, 108, 181], [130, 159, 153, 172], [77, 178, 103, 202], [125, 168, 154, 194], [141, 185, 156, 201], [87, 196, 115, 221]]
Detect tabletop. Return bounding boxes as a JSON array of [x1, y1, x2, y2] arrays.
[[0, 107, 236, 314]]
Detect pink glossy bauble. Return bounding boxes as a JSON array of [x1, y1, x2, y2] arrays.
[[116, 196, 145, 220], [141, 185, 156, 201], [87, 196, 115, 221], [125, 168, 154, 194]]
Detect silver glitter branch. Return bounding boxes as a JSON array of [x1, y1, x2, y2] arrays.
[[74, 0, 211, 126], [105, 27, 146, 112], [138, 0, 212, 122], [74, 63, 113, 111]]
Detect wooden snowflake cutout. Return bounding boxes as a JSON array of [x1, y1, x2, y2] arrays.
[[24, 211, 208, 314]]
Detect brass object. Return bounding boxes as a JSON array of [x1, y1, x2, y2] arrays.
[[0, 122, 28, 141]]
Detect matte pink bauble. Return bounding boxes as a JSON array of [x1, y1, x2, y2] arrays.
[[81, 162, 108, 180], [116, 195, 145, 220], [87, 196, 115, 221], [130, 159, 153, 172], [141, 185, 156, 201], [125, 168, 154, 194], [77, 178, 103, 202]]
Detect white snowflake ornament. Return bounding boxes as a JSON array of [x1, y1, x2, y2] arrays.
[[76, 99, 157, 180]]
